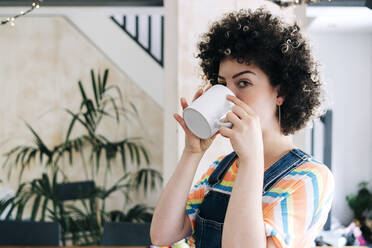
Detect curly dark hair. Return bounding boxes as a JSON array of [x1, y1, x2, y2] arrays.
[[197, 8, 324, 135]]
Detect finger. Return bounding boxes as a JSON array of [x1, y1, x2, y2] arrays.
[[173, 113, 188, 131], [180, 97, 188, 109], [210, 130, 220, 140], [219, 126, 233, 138], [204, 84, 213, 91], [226, 95, 256, 116], [192, 89, 203, 101], [226, 111, 242, 128], [174, 113, 195, 137], [231, 105, 249, 120]]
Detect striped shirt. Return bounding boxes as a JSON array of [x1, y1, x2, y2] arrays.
[[185, 155, 335, 248]]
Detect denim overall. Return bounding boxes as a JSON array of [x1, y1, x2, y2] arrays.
[[194, 149, 312, 248]]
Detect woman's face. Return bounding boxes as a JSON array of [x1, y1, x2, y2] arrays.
[[217, 57, 283, 131]]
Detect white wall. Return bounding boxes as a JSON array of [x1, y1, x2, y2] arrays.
[[307, 7, 372, 225], [0, 7, 164, 107]]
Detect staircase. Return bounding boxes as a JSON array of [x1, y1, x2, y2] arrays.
[[66, 8, 165, 107], [111, 14, 164, 67]]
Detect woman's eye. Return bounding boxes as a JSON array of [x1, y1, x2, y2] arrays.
[[238, 81, 251, 87]]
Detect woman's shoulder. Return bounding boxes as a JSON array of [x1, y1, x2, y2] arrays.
[[294, 158, 334, 181], [264, 158, 335, 211], [288, 158, 335, 194], [267, 156, 334, 194]]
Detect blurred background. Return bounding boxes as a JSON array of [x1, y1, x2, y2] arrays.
[[0, 0, 371, 246]]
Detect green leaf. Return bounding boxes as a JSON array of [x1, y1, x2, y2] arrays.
[[24, 121, 52, 157], [140, 145, 150, 165], [99, 174, 131, 199], [65, 109, 80, 142], [124, 204, 153, 223], [0, 197, 15, 215], [19, 163, 26, 183], [31, 195, 42, 221], [132, 168, 163, 196], [85, 99, 97, 120], [144, 171, 148, 193], [133, 144, 141, 166], [102, 69, 109, 95], [20, 147, 29, 166], [120, 143, 126, 172], [40, 197, 48, 221], [42, 173, 52, 197], [16, 193, 32, 220], [40, 150, 44, 164], [108, 96, 120, 122], [95, 147, 102, 174], [129, 102, 140, 118], [127, 143, 134, 163], [15, 147, 27, 166], [68, 145, 73, 165], [5, 198, 21, 220], [91, 70, 100, 109], [105, 85, 123, 107], [4, 146, 22, 157], [26, 149, 37, 164], [82, 109, 94, 132], [65, 109, 95, 137], [78, 80, 88, 103]]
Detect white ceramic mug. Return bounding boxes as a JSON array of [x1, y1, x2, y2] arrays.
[[183, 85, 235, 139]]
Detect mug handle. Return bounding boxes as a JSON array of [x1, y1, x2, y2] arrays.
[[216, 115, 233, 128]]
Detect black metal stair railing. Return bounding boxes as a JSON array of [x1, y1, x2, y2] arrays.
[[111, 14, 164, 67]]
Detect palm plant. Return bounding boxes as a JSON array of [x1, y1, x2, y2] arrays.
[[0, 69, 162, 245]]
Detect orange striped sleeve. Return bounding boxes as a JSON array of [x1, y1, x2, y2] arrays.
[[263, 161, 335, 248]]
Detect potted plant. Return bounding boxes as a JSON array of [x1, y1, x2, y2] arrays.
[[346, 181, 372, 243], [0, 69, 162, 245]]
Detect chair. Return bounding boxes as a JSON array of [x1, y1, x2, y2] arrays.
[[56, 180, 97, 246], [0, 220, 60, 246], [101, 222, 152, 246], [56, 180, 96, 201]]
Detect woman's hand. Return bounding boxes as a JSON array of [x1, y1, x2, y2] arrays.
[[173, 86, 218, 154], [219, 95, 264, 164]]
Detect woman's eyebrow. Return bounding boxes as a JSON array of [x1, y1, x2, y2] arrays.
[[217, 70, 256, 79]]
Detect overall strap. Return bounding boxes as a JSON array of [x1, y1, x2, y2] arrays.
[[263, 148, 311, 194], [207, 149, 312, 193], [208, 151, 237, 186]]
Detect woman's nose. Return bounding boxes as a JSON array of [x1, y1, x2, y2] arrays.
[[225, 83, 237, 96]]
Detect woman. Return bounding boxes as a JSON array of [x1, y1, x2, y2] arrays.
[[150, 8, 334, 248]]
